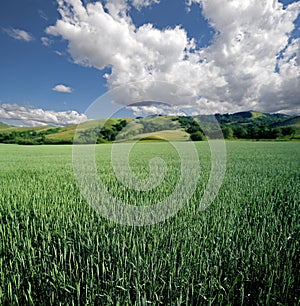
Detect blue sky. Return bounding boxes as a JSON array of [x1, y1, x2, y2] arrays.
[[0, 0, 299, 125]]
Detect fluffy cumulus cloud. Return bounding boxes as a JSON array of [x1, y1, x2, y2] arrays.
[[3, 28, 34, 42], [47, 0, 300, 114], [52, 84, 73, 93], [0, 103, 87, 126]]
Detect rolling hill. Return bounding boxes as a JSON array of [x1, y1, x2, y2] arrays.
[[0, 111, 299, 144]]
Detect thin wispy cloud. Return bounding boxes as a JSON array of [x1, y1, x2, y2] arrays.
[[38, 9, 48, 21], [3, 28, 34, 42], [52, 84, 73, 93]]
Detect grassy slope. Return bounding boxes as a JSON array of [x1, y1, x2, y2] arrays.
[[235, 111, 266, 118], [0, 125, 54, 132], [249, 111, 266, 119], [46, 118, 131, 142], [131, 129, 189, 141], [0, 122, 10, 129], [116, 116, 183, 141]]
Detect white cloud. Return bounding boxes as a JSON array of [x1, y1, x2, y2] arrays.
[[104, 0, 129, 19], [54, 50, 64, 56], [128, 102, 186, 116], [52, 84, 73, 93], [130, 105, 184, 117], [46, 0, 300, 114], [0, 103, 87, 126], [186, 0, 300, 111], [3, 28, 34, 42], [103, 0, 160, 16], [131, 0, 160, 10], [41, 36, 53, 46]]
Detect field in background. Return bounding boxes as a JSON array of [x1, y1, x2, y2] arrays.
[[0, 142, 299, 305]]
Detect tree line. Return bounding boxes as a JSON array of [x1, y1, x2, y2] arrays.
[[177, 116, 296, 140], [0, 128, 62, 145], [0, 120, 128, 145]]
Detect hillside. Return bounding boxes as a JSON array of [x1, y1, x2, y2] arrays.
[[0, 111, 298, 144], [131, 129, 189, 142], [214, 111, 290, 125], [45, 118, 126, 143], [271, 116, 300, 138], [0, 122, 10, 129]]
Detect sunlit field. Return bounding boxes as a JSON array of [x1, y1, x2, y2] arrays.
[[0, 142, 299, 305]]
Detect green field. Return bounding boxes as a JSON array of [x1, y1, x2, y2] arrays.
[[0, 142, 299, 305]]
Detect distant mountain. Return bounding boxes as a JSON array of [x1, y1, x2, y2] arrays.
[[211, 111, 298, 139], [0, 111, 298, 144], [214, 111, 291, 125]]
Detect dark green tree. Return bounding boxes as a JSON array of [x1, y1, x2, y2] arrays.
[[190, 131, 206, 141], [222, 126, 234, 139]]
